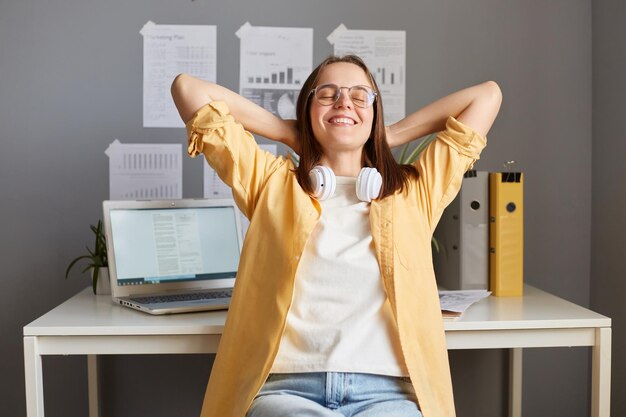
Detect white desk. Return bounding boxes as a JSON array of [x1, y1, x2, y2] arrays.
[[23, 285, 611, 417]]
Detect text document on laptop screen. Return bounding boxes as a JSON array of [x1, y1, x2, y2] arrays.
[[109, 206, 240, 286]]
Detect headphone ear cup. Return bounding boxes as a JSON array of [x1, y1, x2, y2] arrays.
[[309, 166, 336, 201], [356, 167, 382, 202]]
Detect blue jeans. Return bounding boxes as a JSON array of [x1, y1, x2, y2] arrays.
[[247, 372, 422, 417]]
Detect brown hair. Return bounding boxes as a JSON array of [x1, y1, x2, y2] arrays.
[[294, 55, 417, 199]]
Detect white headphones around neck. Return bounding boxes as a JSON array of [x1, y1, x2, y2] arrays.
[[308, 166, 382, 202]]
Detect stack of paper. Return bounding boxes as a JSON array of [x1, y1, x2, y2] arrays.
[[438, 289, 491, 320]]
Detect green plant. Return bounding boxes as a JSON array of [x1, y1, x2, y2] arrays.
[[65, 220, 108, 294], [396, 133, 438, 165]]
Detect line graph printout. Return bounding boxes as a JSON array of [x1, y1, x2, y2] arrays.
[[141, 21, 216, 128], [328, 24, 406, 124], [106, 139, 182, 199], [237, 22, 313, 119]]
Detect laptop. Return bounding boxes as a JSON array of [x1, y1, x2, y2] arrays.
[[102, 199, 242, 315]]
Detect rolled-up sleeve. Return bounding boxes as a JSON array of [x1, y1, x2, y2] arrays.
[[434, 116, 486, 166], [185, 101, 284, 218], [414, 116, 487, 232]]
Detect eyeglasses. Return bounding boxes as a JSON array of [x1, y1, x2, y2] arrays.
[[310, 83, 377, 109]]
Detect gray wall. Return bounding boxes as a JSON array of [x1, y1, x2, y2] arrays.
[[1, 0, 612, 416], [592, 2, 626, 417]]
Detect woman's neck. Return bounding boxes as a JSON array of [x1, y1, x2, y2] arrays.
[[319, 152, 363, 176]]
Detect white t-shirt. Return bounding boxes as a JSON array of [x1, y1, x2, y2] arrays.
[[271, 176, 409, 376]]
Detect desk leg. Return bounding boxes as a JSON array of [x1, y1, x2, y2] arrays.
[[24, 337, 44, 417], [87, 355, 100, 417], [591, 328, 611, 417], [509, 348, 522, 417]]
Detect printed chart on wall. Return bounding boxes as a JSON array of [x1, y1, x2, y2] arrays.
[[106, 139, 182, 199], [236, 22, 313, 119], [141, 21, 216, 128], [328, 24, 406, 124]]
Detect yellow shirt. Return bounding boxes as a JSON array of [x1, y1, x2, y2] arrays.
[[186, 101, 486, 417]]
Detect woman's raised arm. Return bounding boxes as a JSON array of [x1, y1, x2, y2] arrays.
[[386, 81, 502, 147], [171, 74, 298, 150]]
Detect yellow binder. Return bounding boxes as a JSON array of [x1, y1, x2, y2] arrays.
[[489, 172, 524, 296]]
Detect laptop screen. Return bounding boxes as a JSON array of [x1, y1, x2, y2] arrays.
[[108, 205, 240, 287]]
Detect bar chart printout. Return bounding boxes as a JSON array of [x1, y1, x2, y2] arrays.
[[329, 25, 406, 124], [237, 23, 313, 119], [106, 140, 183, 199]]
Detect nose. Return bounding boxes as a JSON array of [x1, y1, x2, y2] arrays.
[[334, 87, 353, 108]]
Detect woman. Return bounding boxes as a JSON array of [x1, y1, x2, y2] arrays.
[[172, 55, 501, 417]]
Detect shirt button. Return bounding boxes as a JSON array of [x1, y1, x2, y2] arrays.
[[295, 255, 300, 261]]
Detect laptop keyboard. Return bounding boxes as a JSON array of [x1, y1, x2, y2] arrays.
[[130, 289, 233, 304]]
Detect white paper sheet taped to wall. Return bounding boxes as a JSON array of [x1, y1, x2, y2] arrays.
[[236, 22, 313, 119], [106, 139, 182, 199], [328, 24, 406, 124], [141, 21, 217, 128]]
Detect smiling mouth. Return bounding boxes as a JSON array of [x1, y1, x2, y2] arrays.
[[328, 117, 357, 126]]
